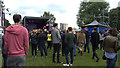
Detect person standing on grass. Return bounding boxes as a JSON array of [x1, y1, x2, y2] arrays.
[[30, 30, 38, 58], [63, 27, 76, 66], [38, 29, 47, 57], [91, 27, 100, 62], [77, 29, 86, 56], [73, 31, 77, 56], [103, 29, 110, 38], [47, 31, 52, 51], [84, 27, 90, 53], [99, 30, 103, 50], [103, 28, 120, 68], [2, 35, 7, 67], [5, 14, 29, 67], [51, 23, 61, 64], [61, 30, 66, 56]]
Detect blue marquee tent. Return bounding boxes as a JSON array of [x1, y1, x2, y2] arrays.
[[82, 20, 109, 35]]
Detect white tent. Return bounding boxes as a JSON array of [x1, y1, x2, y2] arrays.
[[83, 20, 108, 27]]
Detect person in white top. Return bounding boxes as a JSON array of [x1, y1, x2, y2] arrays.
[[99, 30, 104, 50]]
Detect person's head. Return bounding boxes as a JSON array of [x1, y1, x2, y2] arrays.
[[48, 31, 51, 34], [13, 14, 22, 24], [68, 27, 72, 33], [93, 27, 97, 32], [99, 30, 103, 34], [104, 29, 108, 33], [53, 23, 58, 29], [39, 29, 43, 33], [80, 29, 84, 33], [32, 30, 36, 35], [85, 27, 88, 31], [66, 30, 69, 33], [63, 30, 66, 33], [109, 28, 118, 37]]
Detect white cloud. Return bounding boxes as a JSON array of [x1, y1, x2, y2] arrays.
[[4, 0, 119, 28]]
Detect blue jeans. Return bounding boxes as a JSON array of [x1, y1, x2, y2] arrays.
[[106, 55, 117, 68], [74, 44, 77, 55], [39, 43, 47, 56], [65, 47, 74, 64]]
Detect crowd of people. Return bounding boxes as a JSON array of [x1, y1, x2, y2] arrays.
[[1, 14, 120, 68]]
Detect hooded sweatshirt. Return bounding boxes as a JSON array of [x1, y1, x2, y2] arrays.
[[5, 25, 29, 56]]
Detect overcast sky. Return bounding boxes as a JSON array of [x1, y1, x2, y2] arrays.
[[3, 0, 120, 28]]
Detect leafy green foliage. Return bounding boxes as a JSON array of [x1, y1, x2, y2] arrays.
[[109, 7, 120, 30], [41, 11, 56, 24], [77, 1, 109, 27], [4, 19, 11, 28]]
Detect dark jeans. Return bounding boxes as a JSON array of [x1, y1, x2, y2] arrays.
[[31, 43, 37, 56], [65, 47, 74, 64], [100, 40, 103, 50], [62, 43, 65, 56], [84, 41, 90, 53], [2, 54, 7, 67], [39, 43, 47, 56], [92, 48, 98, 59], [106, 55, 117, 68], [53, 43, 61, 63], [47, 41, 52, 50]]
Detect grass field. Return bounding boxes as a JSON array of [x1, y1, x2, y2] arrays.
[[25, 44, 120, 67]]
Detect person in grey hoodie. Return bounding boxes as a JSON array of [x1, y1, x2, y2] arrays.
[[51, 23, 61, 64]]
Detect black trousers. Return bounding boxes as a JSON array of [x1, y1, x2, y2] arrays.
[[47, 41, 52, 50], [52, 43, 61, 63], [31, 43, 37, 56], [62, 43, 65, 56]]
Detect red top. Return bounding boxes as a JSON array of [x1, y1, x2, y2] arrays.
[[5, 25, 29, 56]]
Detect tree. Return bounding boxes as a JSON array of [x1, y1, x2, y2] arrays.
[[5, 19, 11, 28], [109, 7, 120, 30], [77, 1, 109, 27], [41, 11, 56, 24]]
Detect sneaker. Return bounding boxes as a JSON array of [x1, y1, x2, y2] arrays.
[[96, 58, 99, 62], [63, 64, 69, 66], [69, 64, 72, 66]]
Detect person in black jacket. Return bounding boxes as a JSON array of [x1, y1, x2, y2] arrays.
[[30, 30, 38, 58], [2, 35, 7, 67], [61, 30, 66, 56], [84, 27, 90, 53], [91, 27, 100, 62], [38, 29, 48, 56]]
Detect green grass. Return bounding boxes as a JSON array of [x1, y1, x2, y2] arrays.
[[25, 44, 119, 66]]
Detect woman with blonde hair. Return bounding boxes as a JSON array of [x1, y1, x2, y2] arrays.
[[30, 30, 38, 58], [77, 29, 86, 56]]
